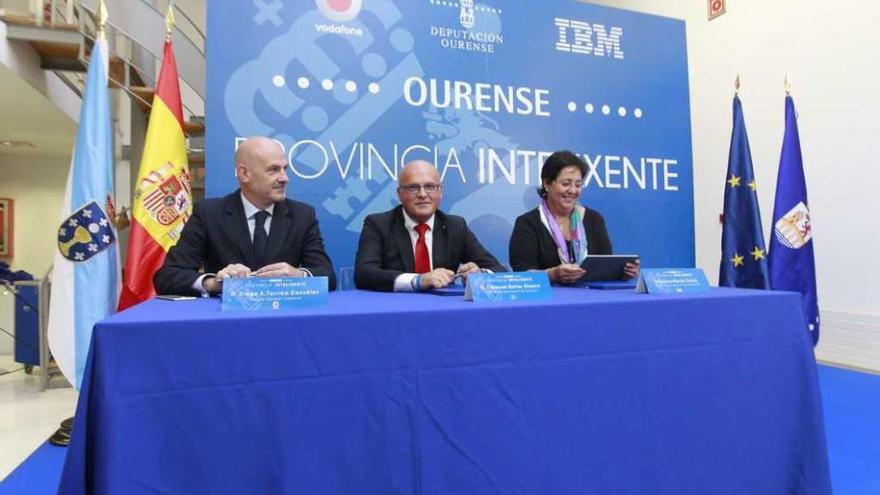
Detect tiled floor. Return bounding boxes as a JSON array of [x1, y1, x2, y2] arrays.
[[0, 354, 76, 480]]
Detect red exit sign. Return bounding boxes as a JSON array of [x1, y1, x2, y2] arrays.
[[708, 0, 726, 20]]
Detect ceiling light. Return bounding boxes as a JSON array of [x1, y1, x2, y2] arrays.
[[0, 140, 36, 148]]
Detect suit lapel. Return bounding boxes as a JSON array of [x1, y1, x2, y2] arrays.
[[224, 192, 255, 266], [431, 211, 448, 269], [265, 200, 291, 264], [393, 207, 416, 273]]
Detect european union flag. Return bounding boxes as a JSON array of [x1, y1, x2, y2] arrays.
[[769, 95, 819, 345], [719, 95, 769, 289]]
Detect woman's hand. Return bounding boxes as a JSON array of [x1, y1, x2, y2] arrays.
[[548, 263, 586, 284], [623, 259, 641, 280]]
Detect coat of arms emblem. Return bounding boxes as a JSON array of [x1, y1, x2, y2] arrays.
[[774, 201, 812, 249], [134, 162, 191, 228]]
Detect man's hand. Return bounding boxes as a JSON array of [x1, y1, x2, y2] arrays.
[[548, 263, 586, 284], [419, 268, 456, 290], [252, 262, 306, 278], [202, 263, 251, 294], [623, 259, 641, 280], [456, 262, 481, 283]]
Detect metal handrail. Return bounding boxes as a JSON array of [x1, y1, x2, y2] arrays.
[[35, 0, 204, 51], [74, 3, 201, 121], [144, 0, 204, 53], [3, 0, 205, 155], [22, 0, 77, 28], [73, 5, 156, 108], [38, 270, 61, 390], [7, 0, 204, 118]]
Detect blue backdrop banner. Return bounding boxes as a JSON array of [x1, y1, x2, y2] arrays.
[[206, 0, 695, 270]]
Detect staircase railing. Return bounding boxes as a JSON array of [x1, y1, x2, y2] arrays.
[[5, 0, 205, 117], [3, 0, 206, 188]]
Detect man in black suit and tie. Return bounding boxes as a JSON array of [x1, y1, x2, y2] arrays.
[[354, 160, 505, 292], [154, 136, 336, 295]]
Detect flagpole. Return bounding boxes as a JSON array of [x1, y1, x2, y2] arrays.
[[118, 2, 191, 309], [769, 73, 820, 345], [96, 0, 107, 41], [719, 74, 769, 289], [50, 0, 111, 448], [166, 4, 175, 40]]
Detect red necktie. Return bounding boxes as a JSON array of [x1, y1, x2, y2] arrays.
[[414, 223, 430, 274]]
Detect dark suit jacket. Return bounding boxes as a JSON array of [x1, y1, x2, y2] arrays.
[[154, 191, 336, 295], [354, 206, 506, 292], [509, 206, 612, 271]]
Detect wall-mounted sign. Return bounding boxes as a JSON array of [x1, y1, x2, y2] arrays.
[[708, 0, 726, 21], [207, 1, 696, 270]]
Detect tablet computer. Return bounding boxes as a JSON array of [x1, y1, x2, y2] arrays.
[[587, 280, 637, 290], [156, 295, 198, 301], [578, 254, 639, 282], [427, 286, 466, 296]]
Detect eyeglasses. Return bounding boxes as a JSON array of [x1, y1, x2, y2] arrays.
[[398, 183, 442, 195], [554, 180, 584, 190]]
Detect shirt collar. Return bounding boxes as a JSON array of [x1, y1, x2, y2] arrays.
[[241, 192, 275, 219], [402, 209, 435, 232]]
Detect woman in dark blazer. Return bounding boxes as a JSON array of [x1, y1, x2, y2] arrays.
[[508, 151, 639, 284]]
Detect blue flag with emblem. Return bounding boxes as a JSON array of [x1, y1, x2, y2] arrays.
[[719, 95, 769, 289], [769, 95, 819, 345], [47, 36, 120, 389]]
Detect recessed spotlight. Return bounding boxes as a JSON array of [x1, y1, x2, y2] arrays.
[[0, 140, 35, 148]]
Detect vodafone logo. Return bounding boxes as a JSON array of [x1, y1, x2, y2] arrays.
[[315, 0, 362, 22]]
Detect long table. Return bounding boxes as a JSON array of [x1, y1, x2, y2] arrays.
[[58, 287, 832, 494]]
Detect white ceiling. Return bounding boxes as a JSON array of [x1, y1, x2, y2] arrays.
[[0, 63, 77, 156]]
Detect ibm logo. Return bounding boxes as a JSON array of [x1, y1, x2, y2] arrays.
[[554, 18, 624, 59]]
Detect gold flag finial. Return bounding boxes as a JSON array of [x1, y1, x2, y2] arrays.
[[96, 0, 108, 41], [735, 74, 740, 95], [784, 74, 791, 95], [165, 4, 175, 39]]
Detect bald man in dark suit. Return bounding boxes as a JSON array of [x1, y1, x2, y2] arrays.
[[154, 137, 336, 295]]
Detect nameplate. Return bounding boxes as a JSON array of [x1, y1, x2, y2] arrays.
[[635, 268, 709, 294], [465, 272, 552, 302], [221, 277, 328, 312]]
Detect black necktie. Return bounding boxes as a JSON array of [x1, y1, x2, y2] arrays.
[[252, 210, 269, 268]]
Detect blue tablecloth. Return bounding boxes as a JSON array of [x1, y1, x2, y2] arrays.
[[58, 287, 831, 494]]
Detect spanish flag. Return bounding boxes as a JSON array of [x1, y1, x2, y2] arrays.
[[118, 24, 191, 310]]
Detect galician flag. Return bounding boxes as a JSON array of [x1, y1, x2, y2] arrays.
[[118, 12, 191, 310], [47, 33, 120, 389]]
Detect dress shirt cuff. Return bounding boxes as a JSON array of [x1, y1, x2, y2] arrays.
[[393, 273, 418, 292], [299, 267, 313, 277], [193, 274, 215, 297]]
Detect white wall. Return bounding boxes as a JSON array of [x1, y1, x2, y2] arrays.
[[585, 0, 880, 369], [0, 152, 69, 277], [685, 1, 879, 311]]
